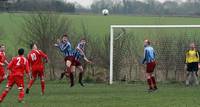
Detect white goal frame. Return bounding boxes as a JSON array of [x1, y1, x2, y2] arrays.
[[109, 25, 200, 84]]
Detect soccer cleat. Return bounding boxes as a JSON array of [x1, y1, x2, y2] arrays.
[[41, 92, 45, 96], [18, 100, 25, 103], [79, 81, 85, 87], [153, 87, 158, 91], [147, 89, 154, 93], [25, 88, 29, 94], [70, 81, 74, 87]]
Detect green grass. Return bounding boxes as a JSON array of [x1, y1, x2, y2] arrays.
[[0, 81, 199, 107]]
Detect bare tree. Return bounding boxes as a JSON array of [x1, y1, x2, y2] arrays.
[[22, 11, 72, 80]]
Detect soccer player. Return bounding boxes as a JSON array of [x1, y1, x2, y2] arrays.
[[0, 48, 30, 103], [185, 43, 199, 86], [54, 34, 75, 87], [71, 38, 93, 87], [26, 43, 48, 95], [0, 44, 9, 84], [142, 40, 157, 92]]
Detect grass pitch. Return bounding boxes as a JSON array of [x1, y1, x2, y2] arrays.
[[0, 81, 199, 107]]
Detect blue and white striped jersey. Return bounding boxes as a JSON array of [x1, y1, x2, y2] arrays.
[[73, 42, 86, 61], [57, 41, 74, 57]]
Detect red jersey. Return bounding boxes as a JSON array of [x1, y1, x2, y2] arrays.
[[0, 51, 7, 68], [7, 56, 29, 77], [27, 49, 48, 71]]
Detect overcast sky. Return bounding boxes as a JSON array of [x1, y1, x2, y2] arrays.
[[65, 0, 186, 8]]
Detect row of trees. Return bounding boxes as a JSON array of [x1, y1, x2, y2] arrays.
[[0, 0, 75, 12], [91, 0, 200, 16], [1, 0, 200, 16]]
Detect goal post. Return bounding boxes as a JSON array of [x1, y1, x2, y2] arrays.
[[109, 25, 200, 84]]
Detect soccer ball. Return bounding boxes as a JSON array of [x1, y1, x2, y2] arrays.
[[102, 9, 109, 16]]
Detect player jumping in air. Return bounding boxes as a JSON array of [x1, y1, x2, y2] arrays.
[[71, 38, 93, 87], [26, 43, 48, 95], [0, 48, 31, 103], [0, 44, 9, 84], [54, 34, 75, 87], [142, 40, 157, 92], [185, 43, 199, 86]]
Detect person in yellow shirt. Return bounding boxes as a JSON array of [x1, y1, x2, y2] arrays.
[[185, 43, 199, 86]]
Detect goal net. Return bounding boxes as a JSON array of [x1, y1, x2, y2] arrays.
[[110, 25, 200, 84]]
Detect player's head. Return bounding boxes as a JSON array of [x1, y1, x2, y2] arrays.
[[144, 39, 150, 47], [30, 43, 37, 50], [18, 48, 24, 55], [80, 38, 86, 44], [190, 43, 196, 50], [62, 34, 68, 43], [0, 44, 5, 52]]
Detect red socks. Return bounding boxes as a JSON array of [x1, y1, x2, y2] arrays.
[[28, 79, 45, 94], [147, 78, 153, 89], [18, 89, 24, 101], [41, 80, 45, 94], [0, 90, 9, 101], [28, 79, 35, 89], [151, 76, 157, 89], [147, 76, 157, 89]]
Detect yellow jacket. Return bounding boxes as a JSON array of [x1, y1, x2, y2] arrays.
[[185, 50, 199, 63]]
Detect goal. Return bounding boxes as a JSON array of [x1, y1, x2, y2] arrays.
[[109, 25, 200, 84]]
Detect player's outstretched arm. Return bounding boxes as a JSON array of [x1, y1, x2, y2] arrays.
[[84, 56, 93, 64], [25, 60, 31, 80], [4, 60, 9, 65], [0, 62, 5, 66], [54, 39, 61, 47], [39, 50, 48, 63], [77, 47, 85, 56]]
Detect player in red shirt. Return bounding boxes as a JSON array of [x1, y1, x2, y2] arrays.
[[0, 48, 30, 103], [26, 43, 48, 95], [0, 44, 9, 84]]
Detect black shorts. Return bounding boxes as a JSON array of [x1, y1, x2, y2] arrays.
[[187, 62, 199, 72]]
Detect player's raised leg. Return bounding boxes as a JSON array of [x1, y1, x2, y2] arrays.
[[67, 60, 74, 87], [0, 77, 14, 102]]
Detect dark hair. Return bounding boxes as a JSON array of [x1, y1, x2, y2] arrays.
[[18, 48, 24, 55], [62, 34, 68, 38], [30, 43, 36, 49]]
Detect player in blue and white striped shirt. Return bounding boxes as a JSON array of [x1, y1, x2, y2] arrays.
[[54, 34, 75, 87], [72, 38, 93, 87]]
